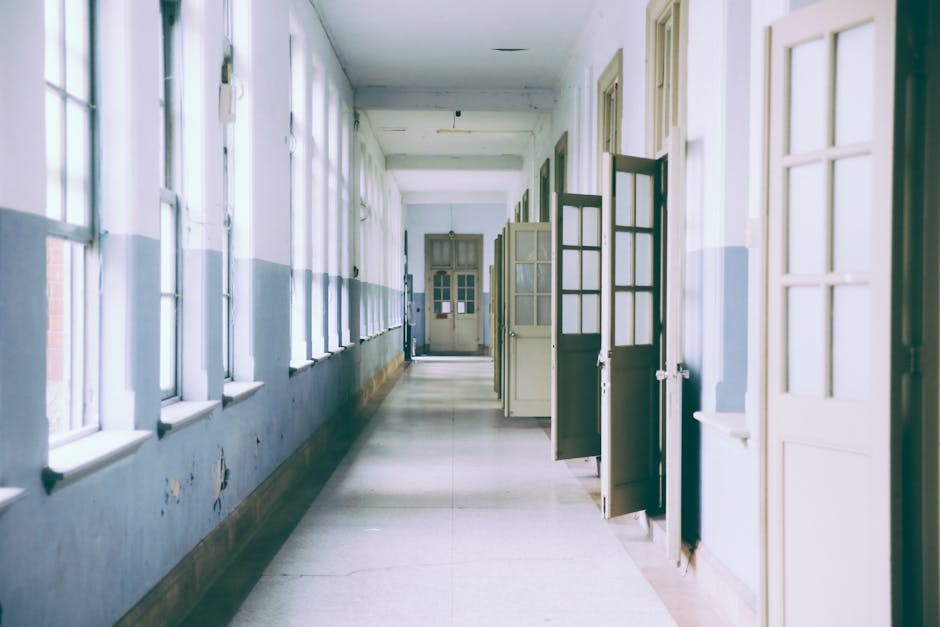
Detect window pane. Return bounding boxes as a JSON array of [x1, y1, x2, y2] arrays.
[[616, 232, 633, 286], [832, 156, 871, 273], [615, 291, 633, 346], [615, 172, 634, 227], [635, 291, 653, 345], [46, 90, 64, 220], [515, 263, 534, 293], [430, 239, 452, 267], [582, 294, 599, 334], [834, 23, 874, 146], [636, 175, 653, 228], [562, 294, 580, 334], [832, 285, 869, 400], [457, 274, 465, 288], [537, 263, 551, 293], [45, 0, 63, 85], [537, 295, 551, 326], [582, 206, 600, 247], [537, 230, 551, 260], [635, 233, 653, 286], [562, 250, 580, 290], [516, 230, 535, 261], [789, 38, 827, 154], [161, 202, 177, 293], [787, 286, 824, 396], [515, 295, 534, 325], [787, 162, 826, 274], [47, 237, 85, 436], [160, 296, 177, 395], [222, 294, 230, 375], [66, 101, 91, 226], [563, 206, 580, 246], [64, 0, 90, 101], [456, 239, 477, 267], [582, 250, 600, 291]]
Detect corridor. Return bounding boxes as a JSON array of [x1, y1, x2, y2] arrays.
[[219, 358, 700, 626]]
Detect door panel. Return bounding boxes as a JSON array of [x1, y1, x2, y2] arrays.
[[767, 1, 893, 624], [552, 192, 602, 460], [600, 153, 663, 519], [494, 234, 504, 396], [507, 222, 552, 417], [428, 270, 454, 351], [454, 271, 478, 351]]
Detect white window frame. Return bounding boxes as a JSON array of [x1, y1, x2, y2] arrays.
[[221, 0, 236, 380]]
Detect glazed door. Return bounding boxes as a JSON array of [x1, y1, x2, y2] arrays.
[[599, 153, 663, 519], [428, 270, 455, 352], [551, 192, 602, 460], [767, 1, 894, 624], [453, 271, 478, 351], [506, 222, 552, 417]]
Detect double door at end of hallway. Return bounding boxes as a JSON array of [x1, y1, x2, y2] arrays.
[[426, 233, 483, 353]]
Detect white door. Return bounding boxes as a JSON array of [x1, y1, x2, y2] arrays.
[[767, 1, 894, 624], [507, 222, 552, 417]]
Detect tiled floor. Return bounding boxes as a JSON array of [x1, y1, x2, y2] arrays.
[[226, 358, 724, 626]]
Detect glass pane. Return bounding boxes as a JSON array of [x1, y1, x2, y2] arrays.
[[433, 288, 441, 301], [431, 239, 452, 267], [537, 263, 551, 293], [467, 275, 474, 287], [456, 239, 477, 267], [615, 172, 634, 226], [563, 206, 580, 246], [222, 295, 230, 374], [615, 232, 633, 287], [516, 230, 536, 261], [65, 0, 90, 100], [515, 295, 534, 325], [834, 23, 874, 146], [832, 285, 869, 400], [636, 233, 653, 286], [562, 250, 580, 290], [615, 292, 634, 346], [46, 90, 64, 220], [789, 38, 827, 154], [537, 295, 551, 326], [582, 206, 600, 247], [562, 294, 580, 334], [636, 175, 653, 228], [833, 155, 871, 273], [582, 250, 600, 291], [515, 263, 535, 293], [457, 274, 465, 287], [45, 0, 63, 85], [787, 162, 826, 274], [443, 274, 451, 287], [161, 202, 177, 293], [160, 296, 177, 394], [582, 294, 599, 334], [537, 230, 551, 260], [635, 291, 653, 345], [787, 286, 824, 396], [47, 238, 76, 435], [66, 101, 90, 225]]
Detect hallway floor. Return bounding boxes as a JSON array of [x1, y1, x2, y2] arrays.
[[224, 358, 720, 626]]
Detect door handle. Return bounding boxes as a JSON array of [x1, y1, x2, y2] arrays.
[[655, 369, 669, 381], [656, 366, 691, 381], [508, 330, 518, 337]]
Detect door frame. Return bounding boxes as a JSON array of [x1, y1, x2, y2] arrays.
[[424, 233, 484, 354]]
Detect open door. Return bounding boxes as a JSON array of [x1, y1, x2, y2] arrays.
[[599, 153, 664, 518], [493, 233, 503, 396], [766, 1, 894, 624], [506, 222, 552, 417], [551, 192, 602, 460]]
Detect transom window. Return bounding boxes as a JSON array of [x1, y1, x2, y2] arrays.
[[650, 1, 680, 156]]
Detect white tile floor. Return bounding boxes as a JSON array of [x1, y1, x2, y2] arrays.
[[230, 358, 682, 626]]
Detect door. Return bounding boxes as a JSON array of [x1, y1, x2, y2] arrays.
[[453, 271, 478, 351], [428, 270, 454, 352], [767, 1, 893, 624], [599, 153, 664, 519], [551, 192, 602, 460], [493, 233, 503, 396], [426, 234, 482, 353], [506, 222, 552, 417]]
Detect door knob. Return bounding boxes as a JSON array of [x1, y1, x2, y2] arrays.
[[655, 369, 669, 381], [508, 330, 518, 337]]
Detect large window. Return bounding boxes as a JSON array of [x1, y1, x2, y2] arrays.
[[44, 0, 98, 442], [289, 33, 308, 362], [310, 62, 327, 355], [160, 0, 183, 400], [221, 0, 235, 378]]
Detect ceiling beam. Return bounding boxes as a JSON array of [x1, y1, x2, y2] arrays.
[[355, 87, 556, 112], [386, 154, 523, 171], [403, 191, 509, 205]]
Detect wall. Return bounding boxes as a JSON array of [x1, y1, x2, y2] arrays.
[[0, 1, 403, 625], [405, 203, 506, 351]]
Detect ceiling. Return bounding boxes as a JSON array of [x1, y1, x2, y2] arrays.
[[313, 0, 593, 198]]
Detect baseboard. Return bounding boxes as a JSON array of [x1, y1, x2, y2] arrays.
[[115, 356, 404, 627], [648, 516, 758, 627]]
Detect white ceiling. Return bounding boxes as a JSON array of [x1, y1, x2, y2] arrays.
[[313, 0, 595, 90]]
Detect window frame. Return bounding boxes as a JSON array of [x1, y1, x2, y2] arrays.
[[221, 0, 236, 379]]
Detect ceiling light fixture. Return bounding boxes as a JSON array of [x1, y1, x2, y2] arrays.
[[380, 126, 408, 132], [492, 48, 529, 52]]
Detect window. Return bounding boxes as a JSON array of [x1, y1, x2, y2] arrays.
[[221, 0, 235, 378], [289, 34, 308, 362], [160, 0, 183, 399], [340, 104, 351, 345], [597, 49, 623, 169], [310, 61, 327, 355], [44, 0, 98, 442], [649, 1, 680, 156], [327, 85, 340, 351]]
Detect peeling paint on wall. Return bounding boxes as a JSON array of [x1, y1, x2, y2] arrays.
[[212, 449, 230, 514]]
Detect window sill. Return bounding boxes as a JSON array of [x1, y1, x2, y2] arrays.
[[158, 400, 219, 438], [222, 381, 264, 408], [692, 411, 750, 443], [289, 359, 315, 376], [311, 351, 332, 362], [0, 487, 26, 514], [42, 430, 151, 494]]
